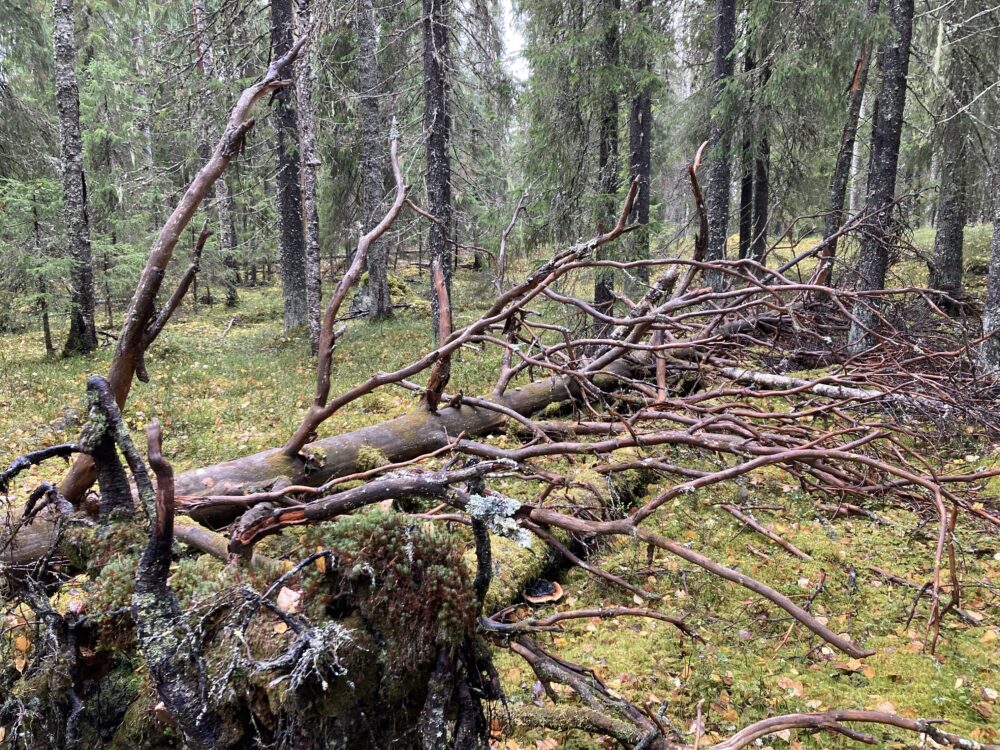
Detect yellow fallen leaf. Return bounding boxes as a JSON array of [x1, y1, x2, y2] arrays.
[[13, 635, 30, 653], [273, 621, 289, 635]]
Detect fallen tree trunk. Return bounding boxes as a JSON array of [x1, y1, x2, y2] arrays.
[[2, 361, 635, 565], [176, 359, 637, 520]]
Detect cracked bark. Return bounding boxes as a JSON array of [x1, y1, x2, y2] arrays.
[[54, 0, 97, 356], [423, 0, 452, 340], [358, 0, 391, 321], [848, 0, 913, 351], [272, 0, 309, 332]]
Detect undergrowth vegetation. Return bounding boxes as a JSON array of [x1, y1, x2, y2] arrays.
[[2, 243, 999, 749]]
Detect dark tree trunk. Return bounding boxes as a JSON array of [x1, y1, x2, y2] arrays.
[[626, 0, 652, 283], [818, 0, 879, 286], [423, 0, 453, 340], [737, 51, 755, 261], [271, 0, 308, 332], [295, 0, 322, 348], [848, 0, 913, 352], [594, 0, 621, 316], [750, 131, 769, 262], [928, 13, 971, 308], [54, 0, 97, 356], [705, 0, 737, 288], [359, 0, 391, 321]]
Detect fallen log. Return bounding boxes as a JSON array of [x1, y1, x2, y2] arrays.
[[176, 358, 637, 523]]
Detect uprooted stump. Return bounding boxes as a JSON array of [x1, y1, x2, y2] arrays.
[[5, 510, 501, 749], [0, 380, 505, 750]]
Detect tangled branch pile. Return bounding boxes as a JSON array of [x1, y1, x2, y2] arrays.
[[2, 70, 999, 750]]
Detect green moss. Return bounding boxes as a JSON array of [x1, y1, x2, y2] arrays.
[[299, 511, 478, 673], [354, 444, 390, 472]]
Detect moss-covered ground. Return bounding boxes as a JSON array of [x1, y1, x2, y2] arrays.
[[1, 236, 998, 748]]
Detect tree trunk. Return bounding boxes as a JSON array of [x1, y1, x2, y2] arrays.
[[928, 7, 971, 307], [849, 93, 868, 213], [33, 202, 55, 358], [978, 133, 1000, 371], [271, 0, 309, 332], [54, 0, 97, 356], [220, 181, 240, 307], [423, 0, 453, 339], [627, 0, 651, 283], [750, 130, 769, 262], [295, 0, 323, 349], [705, 0, 737, 288], [738, 137, 753, 259], [359, 0, 391, 321], [818, 0, 878, 286], [594, 0, 621, 316], [847, 0, 913, 352]]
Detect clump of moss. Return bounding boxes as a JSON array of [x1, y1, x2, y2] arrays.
[[355, 445, 390, 472], [168, 554, 245, 609], [64, 516, 147, 575], [299, 511, 477, 674]]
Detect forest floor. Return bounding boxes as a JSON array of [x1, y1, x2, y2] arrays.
[[1, 231, 999, 749]]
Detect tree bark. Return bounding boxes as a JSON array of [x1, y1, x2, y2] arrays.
[[928, 6, 971, 307], [31, 201, 56, 358], [750, 130, 769, 262], [594, 0, 621, 316], [847, 0, 913, 352], [53, 0, 97, 356], [295, 0, 323, 349], [738, 64, 754, 265], [818, 0, 878, 286], [705, 0, 737, 288], [978, 141, 1000, 371], [423, 0, 453, 339], [271, 0, 309, 333], [358, 0, 391, 321], [627, 0, 652, 283]]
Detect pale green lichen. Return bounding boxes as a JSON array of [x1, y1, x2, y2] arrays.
[[467, 493, 532, 548]]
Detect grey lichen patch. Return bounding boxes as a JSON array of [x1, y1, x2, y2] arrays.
[[467, 493, 531, 548]]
